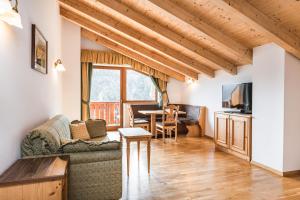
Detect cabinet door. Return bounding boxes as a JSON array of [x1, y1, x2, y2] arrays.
[[229, 116, 250, 155], [214, 113, 230, 148]]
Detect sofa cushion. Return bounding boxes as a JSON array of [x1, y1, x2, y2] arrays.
[[70, 123, 91, 140], [71, 120, 84, 124], [178, 118, 199, 126], [85, 119, 107, 138]]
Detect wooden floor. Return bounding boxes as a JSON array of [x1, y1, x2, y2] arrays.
[[122, 136, 300, 200]]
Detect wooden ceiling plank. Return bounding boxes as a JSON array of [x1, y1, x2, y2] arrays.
[[59, 6, 198, 80], [219, 0, 300, 60], [148, 0, 252, 64], [81, 28, 185, 81], [59, 0, 215, 77], [95, 0, 237, 74]]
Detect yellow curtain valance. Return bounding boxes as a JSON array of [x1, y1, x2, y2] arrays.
[[81, 50, 168, 82]]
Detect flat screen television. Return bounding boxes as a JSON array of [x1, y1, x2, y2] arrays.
[[222, 82, 252, 113]]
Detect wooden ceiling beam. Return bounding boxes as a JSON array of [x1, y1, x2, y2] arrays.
[[218, 0, 300, 60], [81, 28, 185, 81], [148, 0, 252, 65], [59, 7, 198, 80], [95, 0, 237, 74], [59, 0, 215, 77]]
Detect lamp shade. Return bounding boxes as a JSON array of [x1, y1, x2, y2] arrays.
[[0, 0, 11, 14], [0, 9, 23, 28], [54, 59, 66, 72], [186, 77, 194, 84]]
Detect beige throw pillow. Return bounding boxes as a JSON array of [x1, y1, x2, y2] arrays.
[[70, 123, 90, 140]]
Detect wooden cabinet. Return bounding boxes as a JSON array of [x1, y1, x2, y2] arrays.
[[214, 112, 252, 161], [214, 113, 230, 148], [0, 156, 69, 200]]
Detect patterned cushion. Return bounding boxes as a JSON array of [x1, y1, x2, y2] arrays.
[[71, 120, 84, 124], [85, 119, 107, 138], [70, 123, 91, 140]]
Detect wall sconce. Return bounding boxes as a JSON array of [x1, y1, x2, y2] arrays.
[[186, 77, 195, 84], [54, 59, 66, 72], [0, 0, 22, 28]]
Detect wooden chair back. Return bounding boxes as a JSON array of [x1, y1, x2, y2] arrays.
[[162, 105, 179, 125], [128, 106, 134, 126]]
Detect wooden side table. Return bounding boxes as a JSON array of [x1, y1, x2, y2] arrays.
[[118, 128, 152, 176], [0, 155, 69, 200]]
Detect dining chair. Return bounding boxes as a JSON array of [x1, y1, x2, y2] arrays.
[[155, 105, 179, 142], [128, 106, 150, 131]]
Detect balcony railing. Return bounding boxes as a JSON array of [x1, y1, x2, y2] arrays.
[[89, 102, 120, 126]]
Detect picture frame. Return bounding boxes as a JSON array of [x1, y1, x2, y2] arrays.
[[31, 24, 48, 74]]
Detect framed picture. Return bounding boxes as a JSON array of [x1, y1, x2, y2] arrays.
[[31, 24, 48, 74]]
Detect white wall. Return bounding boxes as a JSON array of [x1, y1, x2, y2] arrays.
[[81, 37, 110, 51], [168, 65, 253, 137], [0, 0, 62, 174], [60, 24, 112, 120], [283, 53, 300, 171], [61, 19, 81, 120], [251, 44, 285, 172], [168, 43, 300, 172]]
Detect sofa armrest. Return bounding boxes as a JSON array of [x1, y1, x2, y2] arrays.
[[68, 149, 122, 164]]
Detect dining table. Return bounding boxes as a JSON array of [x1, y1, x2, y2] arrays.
[[138, 110, 186, 135]]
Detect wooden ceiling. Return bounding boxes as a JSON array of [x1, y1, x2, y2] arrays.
[[59, 0, 300, 81]]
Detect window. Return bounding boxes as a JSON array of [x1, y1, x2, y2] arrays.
[[90, 68, 121, 126], [126, 70, 156, 101], [90, 69, 120, 102], [88, 67, 157, 128]]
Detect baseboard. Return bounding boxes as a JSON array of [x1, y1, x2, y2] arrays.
[[251, 161, 283, 176], [216, 145, 250, 161], [203, 135, 213, 140], [251, 161, 300, 177], [282, 170, 300, 177]]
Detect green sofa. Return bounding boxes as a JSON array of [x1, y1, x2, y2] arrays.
[[21, 115, 122, 200]]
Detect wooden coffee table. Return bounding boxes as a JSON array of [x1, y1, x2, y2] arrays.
[[118, 128, 152, 176]]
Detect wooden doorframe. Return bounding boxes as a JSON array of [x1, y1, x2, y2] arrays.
[[92, 65, 158, 130]]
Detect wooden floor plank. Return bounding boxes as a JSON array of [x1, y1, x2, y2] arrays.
[[122, 137, 300, 200]]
